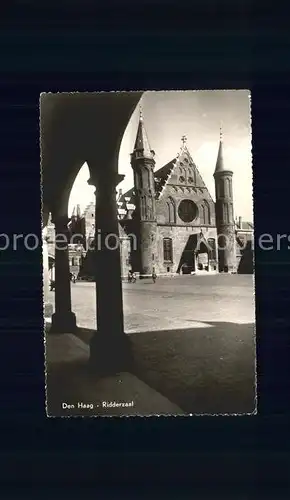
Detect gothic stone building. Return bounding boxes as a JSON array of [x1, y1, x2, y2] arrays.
[[46, 210, 86, 281], [77, 201, 131, 280], [63, 113, 252, 280], [115, 113, 238, 278]]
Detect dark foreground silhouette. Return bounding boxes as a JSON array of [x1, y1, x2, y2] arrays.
[[237, 241, 254, 275], [46, 320, 256, 415]]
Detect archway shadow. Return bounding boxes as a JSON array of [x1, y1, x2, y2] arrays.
[[129, 321, 256, 415], [74, 320, 256, 415], [177, 234, 198, 274]]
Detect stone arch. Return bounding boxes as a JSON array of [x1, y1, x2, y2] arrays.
[[141, 195, 146, 218], [219, 180, 225, 198], [203, 199, 211, 225], [225, 177, 232, 198], [147, 196, 154, 220], [163, 237, 173, 262], [207, 238, 217, 260], [147, 167, 151, 190], [139, 172, 143, 189], [224, 203, 230, 223], [200, 204, 206, 224], [41, 93, 147, 380], [199, 200, 210, 225], [166, 197, 176, 224]]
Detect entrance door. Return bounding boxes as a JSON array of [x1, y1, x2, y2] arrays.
[[196, 241, 209, 271], [177, 234, 198, 274]]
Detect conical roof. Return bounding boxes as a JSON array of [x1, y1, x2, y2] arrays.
[[214, 125, 232, 174], [214, 141, 225, 173], [133, 108, 153, 158]]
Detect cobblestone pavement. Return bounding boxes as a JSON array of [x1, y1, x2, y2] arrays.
[[48, 274, 255, 333]]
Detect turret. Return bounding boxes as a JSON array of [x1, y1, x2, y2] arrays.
[[69, 205, 85, 247], [130, 107, 157, 277], [76, 204, 81, 218], [214, 126, 236, 273]]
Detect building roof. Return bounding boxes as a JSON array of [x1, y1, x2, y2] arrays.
[[214, 140, 225, 174], [214, 126, 232, 175], [117, 138, 216, 218], [117, 159, 175, 214], [133, 109, 154, 159], [154, 160, 176, 197], [236, 221, 253, 231]]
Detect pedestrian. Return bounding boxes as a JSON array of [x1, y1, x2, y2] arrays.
[[152, 267, 157, 284]]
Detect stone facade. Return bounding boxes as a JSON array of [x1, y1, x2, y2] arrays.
[[117, 120, 224, 277], [46, 116, 253, 280], [116, 118, 253, 277], [46, 211, 85, 280]]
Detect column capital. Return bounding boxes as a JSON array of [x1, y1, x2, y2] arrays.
[[88, 172, 125, 189]]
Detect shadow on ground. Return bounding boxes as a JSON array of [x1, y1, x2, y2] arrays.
[[74, 321, 256, 415]]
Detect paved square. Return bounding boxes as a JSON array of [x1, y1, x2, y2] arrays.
[[48, 274, 255, 333], [47, 274, 256, 414]]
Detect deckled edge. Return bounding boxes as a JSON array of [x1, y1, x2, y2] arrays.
[[248, 89, 258, 416], [39, 93, 49, 418], [43, 89, 257, 418]]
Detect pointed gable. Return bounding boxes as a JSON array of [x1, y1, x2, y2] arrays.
[[154, 159, 176, 197], [156, 141, 214, 203], [119, 137, 216, 220]]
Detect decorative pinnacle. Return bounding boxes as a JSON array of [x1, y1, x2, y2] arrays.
[[181, 135, 187, 145], [139, 105, 143, 121], [219, 121, 223, 141]]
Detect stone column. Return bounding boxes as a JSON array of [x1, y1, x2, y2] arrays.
[[88, 171, 132, 376], [42, 227, 53, 319], [50, 215, 77, 333]]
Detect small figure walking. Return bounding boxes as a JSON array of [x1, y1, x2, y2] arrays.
[[152, 267, 157, 284]]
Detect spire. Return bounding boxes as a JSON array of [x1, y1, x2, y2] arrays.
[[71, 206, 76, 218], [214, 123, 226, 174], [76, 204, 81, 218], [219, 121, 223, 142], [133, 106, 154, 158]]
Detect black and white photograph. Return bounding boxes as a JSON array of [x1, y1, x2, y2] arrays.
[[41, 90, 255, 417]]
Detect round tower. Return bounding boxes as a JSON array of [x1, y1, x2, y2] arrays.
[[214, 126, 236, 273], [130, 107, 157, 278]]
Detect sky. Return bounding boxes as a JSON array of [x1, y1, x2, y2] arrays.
[[68, 90, 253, 222]]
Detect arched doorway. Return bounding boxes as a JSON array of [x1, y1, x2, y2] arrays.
[[195, 240, 210, 272]]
